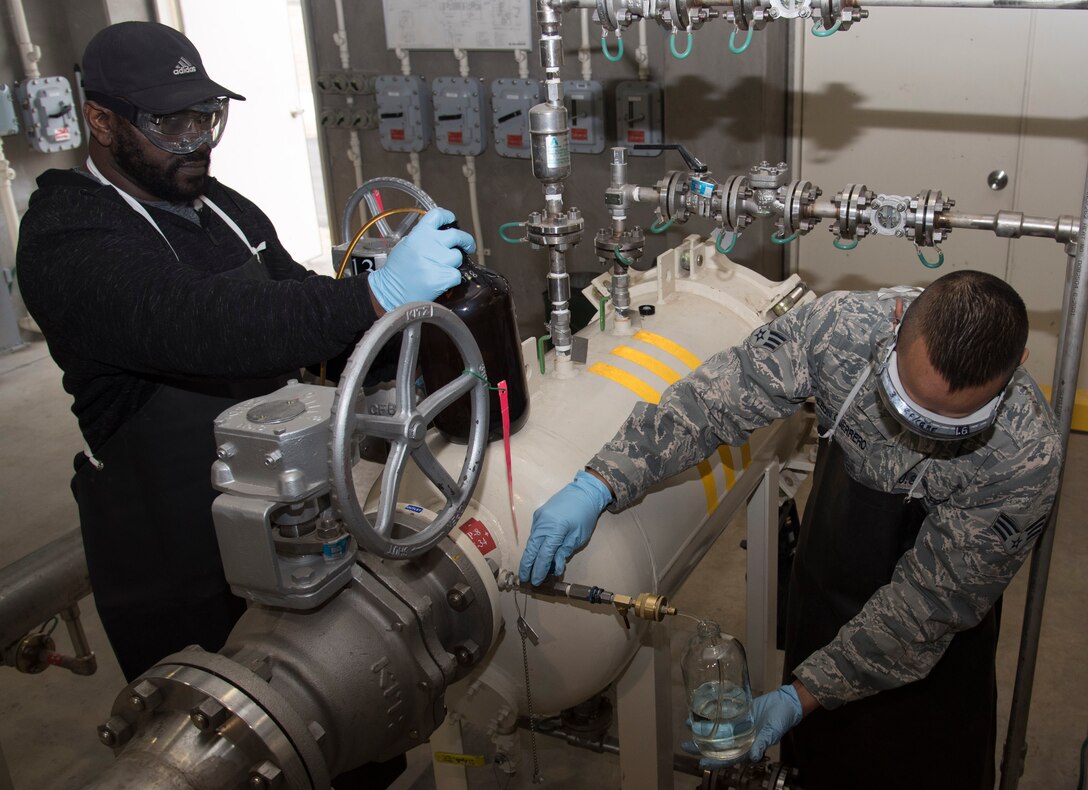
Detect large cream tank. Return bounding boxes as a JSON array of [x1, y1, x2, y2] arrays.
[[387, 236, 812, 722]]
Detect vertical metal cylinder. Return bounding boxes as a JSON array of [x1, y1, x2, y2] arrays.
[[548, 248, 573, 354], [999, 160, 1088, 790], [610, 147, 628, 189], [530, 103, 572, 186]]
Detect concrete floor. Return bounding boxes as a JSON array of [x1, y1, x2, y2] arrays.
[[0, 339, 1085, 789]]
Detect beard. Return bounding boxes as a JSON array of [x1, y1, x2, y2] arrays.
[[112, 122, 210, 202]]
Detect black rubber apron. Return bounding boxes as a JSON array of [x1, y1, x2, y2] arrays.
[[781, 438, 999, 790], [72, 169, 280, 680]]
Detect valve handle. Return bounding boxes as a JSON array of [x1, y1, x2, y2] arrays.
[[632, 142, 708, 174], [329, 303, 489, 559]]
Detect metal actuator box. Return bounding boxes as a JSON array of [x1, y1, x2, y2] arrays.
[[17, 76, 81, 153], [615, 81, 663, 157], [375, 75, 433, 153], [490, 78, 541, 160], [431, 76, 488, 156], [563, 80, 606, 155]]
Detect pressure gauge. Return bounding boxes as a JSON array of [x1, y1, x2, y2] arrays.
[[375, 75, 433, 153], [431, 77, 488, 156], [563, 80, 605, 155], [615, 81, 663, 157], [868, 194, 910, 237], [490, 78, 542, 159]]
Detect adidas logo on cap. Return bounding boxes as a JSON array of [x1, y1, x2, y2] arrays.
[[173, 57, 197, 76]]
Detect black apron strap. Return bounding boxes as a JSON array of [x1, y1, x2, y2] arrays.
[[781, 438, 998, 790]]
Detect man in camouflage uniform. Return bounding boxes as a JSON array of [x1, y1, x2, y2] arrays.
[[519, 270, 1061, 789]]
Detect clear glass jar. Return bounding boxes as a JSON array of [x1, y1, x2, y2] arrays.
[[681, 620, 756, 760]]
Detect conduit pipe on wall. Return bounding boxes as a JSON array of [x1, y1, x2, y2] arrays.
[[6, 0, 41, 79], [332, 0, 364, 224], [579, 8, 593, 80], [396, 47, 423, 188], [637, 19, 650, 80], [453, 48, 487, 268]]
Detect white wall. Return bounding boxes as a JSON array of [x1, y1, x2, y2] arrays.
[[794, 9, 1088, 390], [174, 0, 326, 266]]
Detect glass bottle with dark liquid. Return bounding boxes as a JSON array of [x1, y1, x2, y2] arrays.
[[420, 255, 529, 443]]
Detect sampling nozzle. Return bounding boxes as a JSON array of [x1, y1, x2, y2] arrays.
[[516, 578, 678, 622]]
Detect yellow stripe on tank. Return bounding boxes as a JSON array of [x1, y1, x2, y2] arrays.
[[587, 360, 719, 513], [632, 330, 702, 370], [610, 346, 683, 385], [717, 446, 737, 489]]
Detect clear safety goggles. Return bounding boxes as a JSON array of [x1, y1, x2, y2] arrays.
[[875, 337, 1006, 441], [134, 99, 229, 155]]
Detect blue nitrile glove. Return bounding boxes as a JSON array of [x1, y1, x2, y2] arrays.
[[747, 684, 803, 760], [518, 470, 613, 585], [367, 207, 477, 311], [680, 684, 803, 768]]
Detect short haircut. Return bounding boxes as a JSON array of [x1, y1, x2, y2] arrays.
[[898, 270, 1028, 392]]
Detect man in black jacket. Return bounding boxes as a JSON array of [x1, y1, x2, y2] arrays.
[[17, 22, 475, 683]]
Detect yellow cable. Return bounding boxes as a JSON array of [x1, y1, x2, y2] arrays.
[[323, 206, 429, 384], [335, 206, 428, 279]]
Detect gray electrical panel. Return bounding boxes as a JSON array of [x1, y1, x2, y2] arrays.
[[375, 75, 433, 153], [17, 76, 81, 153], [0, 86, 19, 137], [563, 80, 605, 155], [490, 78, 541, 160], [615, 81, 663, 157], [431, 77, 488, 156]]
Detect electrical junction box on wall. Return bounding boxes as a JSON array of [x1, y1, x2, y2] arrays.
[[490, 78, 541, 159], [431, 77, 488, 156], [563, 80, 605, 155], [375, 75, 433, 153], [0, 86, 19, 136], [17, 76, 81, 153], [615, 81, 663, 157]]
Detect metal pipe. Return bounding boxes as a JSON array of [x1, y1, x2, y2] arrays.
[[860, 0, 1088, 6], [999, 158, 1088, 790], [0, 529, 92, 649], [5, 0, 40, 79]]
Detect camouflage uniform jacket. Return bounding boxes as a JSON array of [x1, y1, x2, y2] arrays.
[[589, 289, 1062, 709]]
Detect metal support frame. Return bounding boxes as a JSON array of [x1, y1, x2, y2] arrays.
[[616, 625, 674, 790], [999, 158, 1088, 790], [745, 461, 780, 696]]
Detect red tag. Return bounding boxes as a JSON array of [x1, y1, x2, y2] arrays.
[[571, 127, 588, 141], [498, 380, 520, 544], [55, 127, 71, 142], [506, 134, 524, 148], [448, 131, 464, 145], [390, 128, 405, 141], [627, 130, 645, 143], [459, 518, 497, 555]]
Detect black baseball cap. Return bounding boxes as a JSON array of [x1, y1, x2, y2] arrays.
[[82, 21, 245, 114]]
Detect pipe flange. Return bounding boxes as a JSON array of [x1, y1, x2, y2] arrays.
[[596, 0, 621, 30], [724, 0, 751, 30], [526, 209, 585, 251], [781, 180, 823, 236], [661, 170, 691, 223], [595, 227, 646, 264], [907, 189, 953, 246], [818, 0, 866, 30], [102, 654, 330, 790], [831, 183, 874, 239], [722, 174, 754, 232]]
